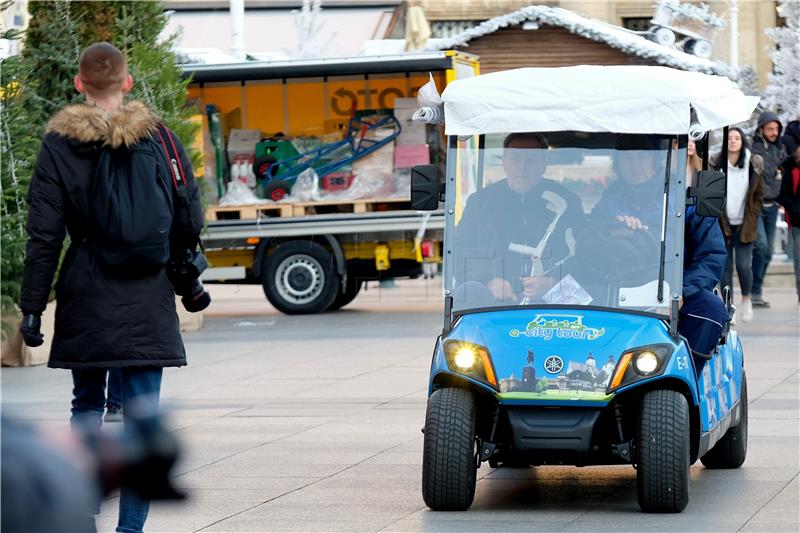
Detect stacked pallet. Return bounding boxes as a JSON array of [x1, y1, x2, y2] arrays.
[[205, 197, 413, 221]]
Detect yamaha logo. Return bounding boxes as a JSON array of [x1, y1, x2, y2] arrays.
[[544, 355, 564, 374]]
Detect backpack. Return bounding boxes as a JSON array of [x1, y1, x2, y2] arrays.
[[88, 124, 190, 275]]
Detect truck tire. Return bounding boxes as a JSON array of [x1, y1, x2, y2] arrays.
[[262, 241, 340, 314], [700, 374, 748, 469], [637, 389, 690, 513], [328, 277, 362, 311], [422, 387, 478, 511]]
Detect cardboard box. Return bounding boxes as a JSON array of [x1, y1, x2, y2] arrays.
[[394, 144, 430, 169], [394, 97, 427, 146], [227, 128, 262, 160]]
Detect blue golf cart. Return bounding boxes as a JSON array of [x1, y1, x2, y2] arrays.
[[410, 66, 759, 513]]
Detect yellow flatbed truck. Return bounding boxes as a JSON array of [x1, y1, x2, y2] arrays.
[[185, 52, 478, 314]]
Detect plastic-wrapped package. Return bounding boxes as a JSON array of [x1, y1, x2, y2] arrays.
[[290, 168, 322, 201], [219, 180, 262, 206]]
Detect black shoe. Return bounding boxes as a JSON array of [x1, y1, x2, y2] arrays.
[[751, 296, 771, 308], [104, 405, 123, 422]]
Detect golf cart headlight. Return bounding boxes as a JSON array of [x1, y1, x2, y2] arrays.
[[607, 344, 673, 393], [443, 340, 498, 388], [453, 347, 477, 370], [634, 351, 659, 375]]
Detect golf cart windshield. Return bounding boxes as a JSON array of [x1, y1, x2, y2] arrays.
[[446, 131, 686, 315]]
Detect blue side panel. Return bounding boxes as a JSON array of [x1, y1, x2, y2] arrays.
[[697, 330, 744, 432], [430, 308, 701, 407]]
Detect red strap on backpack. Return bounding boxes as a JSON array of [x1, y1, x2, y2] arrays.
[[156, 124, 185, 189]]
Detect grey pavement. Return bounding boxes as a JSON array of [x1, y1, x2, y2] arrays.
[[2, 280, 798, 533]]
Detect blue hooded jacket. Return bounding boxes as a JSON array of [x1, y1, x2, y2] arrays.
[[683, 205, 726, 298]]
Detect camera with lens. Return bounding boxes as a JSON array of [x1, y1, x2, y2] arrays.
[[166, 250, 211, 313]]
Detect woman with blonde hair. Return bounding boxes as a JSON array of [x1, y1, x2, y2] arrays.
[[686, 138, 702, 186]]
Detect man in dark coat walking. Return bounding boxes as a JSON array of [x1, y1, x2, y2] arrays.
[[750, 111, 787, 308], [18, 42, 203, 533]]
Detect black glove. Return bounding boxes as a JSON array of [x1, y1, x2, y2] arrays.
[[20, 313, 44, 347]]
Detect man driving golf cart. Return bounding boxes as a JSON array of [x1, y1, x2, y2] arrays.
[[454, 132, 585, 307]]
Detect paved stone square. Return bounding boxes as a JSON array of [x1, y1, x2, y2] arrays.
[[2, 280, 798, 532]]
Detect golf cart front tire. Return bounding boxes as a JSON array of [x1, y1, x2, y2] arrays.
[[701, 374, 748, 469], [422, 387, 478, 511], [637, 389, 690, 513]]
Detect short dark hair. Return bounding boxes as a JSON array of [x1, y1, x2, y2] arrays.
[[78, 42, 127, 96], [503, 132, 549, 149]]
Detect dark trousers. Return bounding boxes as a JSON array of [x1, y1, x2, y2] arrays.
[[752, 203, 779, 296], [721, 225, 754, 299], [679, 290, 728, 356], [71, 367, 163, 533]]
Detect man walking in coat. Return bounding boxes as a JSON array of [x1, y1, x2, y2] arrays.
[[750, 111, 787, 308], [18, 42, 203, 533]]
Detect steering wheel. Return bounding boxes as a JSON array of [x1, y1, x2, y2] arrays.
[[574, 219, 661, 285]]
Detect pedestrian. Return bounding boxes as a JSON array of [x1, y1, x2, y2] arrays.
[[750, 111, 787, 308], [686, 138, 702, 187], [778, 146, 800, 305], [781, 116, 800, 156], [18, 42, 204, 533], [714, 127, 764, 322]]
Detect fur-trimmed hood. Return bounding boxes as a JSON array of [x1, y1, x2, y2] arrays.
[[45, 100, 159, 149]]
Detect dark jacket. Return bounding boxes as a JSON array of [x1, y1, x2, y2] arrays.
[[455, 178, 585, 288], [712, 151, 764, 244], [20, 102, 202, 369], [781, 120, 800, 157], [683, 206, 727, 298], [778, 155, 800, 228], [751, 111, 787, 201], [591, 177, 726, 298]]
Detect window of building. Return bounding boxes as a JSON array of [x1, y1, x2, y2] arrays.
[[622, 17, 653, 32]]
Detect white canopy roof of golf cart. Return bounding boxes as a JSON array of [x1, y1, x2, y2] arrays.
[[441, 65, 760, 136]]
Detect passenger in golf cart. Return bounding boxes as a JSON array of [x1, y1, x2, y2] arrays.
[[590, 135, 729, 356]]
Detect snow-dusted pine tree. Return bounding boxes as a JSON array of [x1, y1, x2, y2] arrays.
[[762, 0, 800, 125]]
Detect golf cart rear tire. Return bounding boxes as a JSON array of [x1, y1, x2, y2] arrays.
[[637, 389, 690, 513], [328, 277, 362, 311], [422, 387, 477, 511], [262, 241, 340, 314], [700, 374, 748, 469]]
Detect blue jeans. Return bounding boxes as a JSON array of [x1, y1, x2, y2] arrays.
[[70, 367, 163, 533], [106, 369, 122, 409], [752, 203, 779, 296], [722, 225, 754, 298]]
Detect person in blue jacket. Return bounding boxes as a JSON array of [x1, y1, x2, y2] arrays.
[[681, 205, 729, 356], [592, 135, 729, 356]]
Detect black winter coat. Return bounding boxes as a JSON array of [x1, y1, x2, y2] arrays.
[[20, 102, 203, 369], [752, 112, 787, 201], [778, 156, 800, 228], [782, 120, 800, 158]]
